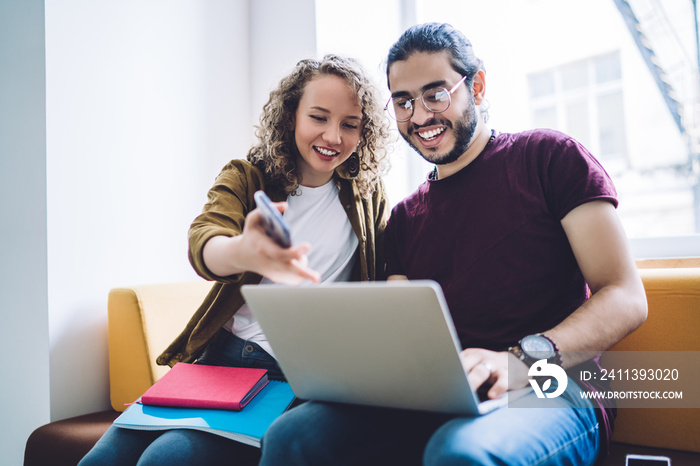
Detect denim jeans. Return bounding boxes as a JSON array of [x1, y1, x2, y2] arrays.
[[197, 328, 285, 381], [260, 377, 599, 466], [78, 330, 281, 466]]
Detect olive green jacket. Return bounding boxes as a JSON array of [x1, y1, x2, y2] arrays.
[[157, 159, 389, 367]]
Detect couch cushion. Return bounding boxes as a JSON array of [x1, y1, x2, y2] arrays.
[[108, 281, 212, 411], [605, 267, 700, 453], [24, 410, 119, 466]]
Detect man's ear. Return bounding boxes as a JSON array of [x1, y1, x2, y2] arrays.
[[472, 70, 486, 105]]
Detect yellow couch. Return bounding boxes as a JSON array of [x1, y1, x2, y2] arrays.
[[107, 281, 214, 411], [25, 266, 700, 465]]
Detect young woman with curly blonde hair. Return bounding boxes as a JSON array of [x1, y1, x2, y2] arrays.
[[79, 54, 391, 466], [249, 54, 389, 199]]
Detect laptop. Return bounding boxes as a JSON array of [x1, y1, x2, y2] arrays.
[[241, 280, 517, 415]]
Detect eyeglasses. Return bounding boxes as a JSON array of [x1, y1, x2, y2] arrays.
[[385, 76, 467, 122]]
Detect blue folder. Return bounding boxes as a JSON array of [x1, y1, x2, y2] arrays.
[[113, 380, 296, 447]]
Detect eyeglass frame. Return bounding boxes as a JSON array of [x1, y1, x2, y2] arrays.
[[384, 75, 468, 122]]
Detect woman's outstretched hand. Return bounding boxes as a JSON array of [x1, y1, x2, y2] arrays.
[[202, 201, 321, 285]]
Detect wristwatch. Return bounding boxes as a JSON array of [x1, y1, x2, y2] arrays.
[[509, 333, 562, 366]]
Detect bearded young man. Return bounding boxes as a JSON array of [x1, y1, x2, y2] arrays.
[[259, 23, 647, 466]]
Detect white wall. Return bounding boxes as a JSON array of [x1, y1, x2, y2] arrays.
[[45, 0, 251, 422], [2, 0, 317, 463], [0, 2, 51, 465], [250, 0, 317, 126]]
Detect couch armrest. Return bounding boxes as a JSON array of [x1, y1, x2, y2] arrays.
[[605, 267, 700, 453], [108, 281, 213, 411]]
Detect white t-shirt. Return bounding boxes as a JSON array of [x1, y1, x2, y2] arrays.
[[224, 180, 359, 356]]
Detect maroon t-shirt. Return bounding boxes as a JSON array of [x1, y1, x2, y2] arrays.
[[385, 129, 617, 452]]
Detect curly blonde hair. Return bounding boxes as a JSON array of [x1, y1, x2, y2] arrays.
[[247, 54, 390, 198]]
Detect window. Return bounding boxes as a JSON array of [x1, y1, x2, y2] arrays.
[[527, 53, 628, 166]]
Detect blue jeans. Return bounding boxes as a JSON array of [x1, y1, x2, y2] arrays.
[[78, 330, 282, 466], [197, 328, 285, 380], [260, 377, 599, 466]]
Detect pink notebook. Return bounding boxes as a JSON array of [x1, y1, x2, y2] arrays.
[[140, 363, 269, 411]]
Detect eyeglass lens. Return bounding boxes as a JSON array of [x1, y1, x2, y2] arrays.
[[389, 87, 452, 121]]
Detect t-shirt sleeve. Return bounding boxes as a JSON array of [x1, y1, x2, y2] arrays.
[[542, 136, 618, 219]]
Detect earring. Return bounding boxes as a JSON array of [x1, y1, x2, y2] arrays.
[[347, 152, 360, 177]]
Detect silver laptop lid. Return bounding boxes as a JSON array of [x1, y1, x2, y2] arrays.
[[241, 280, 485, 414]]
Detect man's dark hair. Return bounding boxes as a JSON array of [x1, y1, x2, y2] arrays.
[[386, 23, 484, 88]]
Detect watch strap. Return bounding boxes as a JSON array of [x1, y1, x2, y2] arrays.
[[507, 344, 532, 365]]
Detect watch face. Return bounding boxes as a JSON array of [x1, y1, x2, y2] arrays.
[[521, 335, 555, 360]]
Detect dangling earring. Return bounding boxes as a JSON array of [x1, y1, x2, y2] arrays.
[[347, 152, 360, 178]]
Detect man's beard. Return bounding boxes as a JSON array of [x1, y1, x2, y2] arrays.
[[400, 100, 477, 166]]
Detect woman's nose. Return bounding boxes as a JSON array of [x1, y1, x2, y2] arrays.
[[324, 125, 342, 145]]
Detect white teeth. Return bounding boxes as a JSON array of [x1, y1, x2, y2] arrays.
[[315, 146, 339, 156], [417, 127, 446, 141]]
